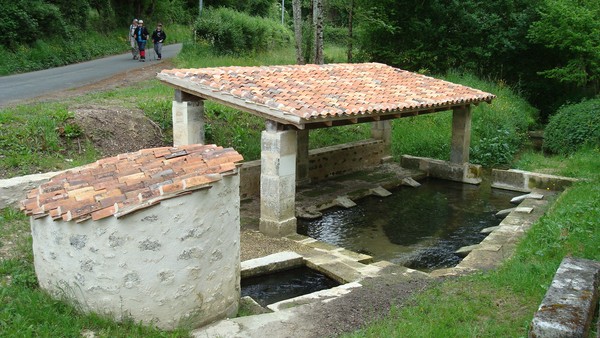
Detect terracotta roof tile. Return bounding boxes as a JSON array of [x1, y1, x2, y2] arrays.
[[21, 144, 243, 222], [157, 63, 495, 126]]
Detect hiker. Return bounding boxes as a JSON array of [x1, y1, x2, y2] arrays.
[[151, 23, 167, 60], [134, 19, 149, 62], [128, 18, 139, 60]]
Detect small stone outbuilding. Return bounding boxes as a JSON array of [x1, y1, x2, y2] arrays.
[[21, 144, 243, 330]]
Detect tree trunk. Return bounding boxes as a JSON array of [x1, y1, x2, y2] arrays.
[[292, 0, 304, 65], [347, 0, 354, 62], [313, 0, 324, 65]]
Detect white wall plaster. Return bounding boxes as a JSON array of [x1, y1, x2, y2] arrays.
[[31, 175, 240, 330]]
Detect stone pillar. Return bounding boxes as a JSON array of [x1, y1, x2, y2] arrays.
[[450, 105, 472, 164], [259, 121, 297, 237], [172, 89, 205, 146], [296, 129, 310, 186], [371, 120, 392, 156]]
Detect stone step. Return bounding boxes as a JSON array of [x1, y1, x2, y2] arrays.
[[481, 226, 500, 234], [455, 244, 479, 257], [495, 208, 515, 218], [335, 196, 357, 208], [402, 177, 421, 187], [241, 251, 304, 278], [370, 186, 392, 197], [511, 192, 544, 204]]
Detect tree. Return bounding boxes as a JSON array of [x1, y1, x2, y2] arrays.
[[528, 0, 600, 90], [313, 0, 324, 64], [292, 0, 304, 64]]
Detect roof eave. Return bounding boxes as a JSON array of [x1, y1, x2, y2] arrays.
[[157, 73, 306, 129]]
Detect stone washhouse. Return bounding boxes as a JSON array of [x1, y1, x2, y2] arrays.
[[157, 62, 495, 237], [21, 144, 244, 330]]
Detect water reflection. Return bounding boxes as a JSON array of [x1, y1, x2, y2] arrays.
[[297, 178, 519, 271]]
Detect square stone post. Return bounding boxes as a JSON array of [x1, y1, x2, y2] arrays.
[[259, 121, 297, 237], [296, 129, 310, 186], [450, 105, 472, 164], [371, 120, 392, 156], [172, 89, 205, 146]]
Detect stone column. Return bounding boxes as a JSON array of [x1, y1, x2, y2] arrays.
[[296, 129, 310, 186], [172, 89, 205, 146], [259, 121, 297, 237], [371, 120, 392, 156], [450, 105, 472, 164]]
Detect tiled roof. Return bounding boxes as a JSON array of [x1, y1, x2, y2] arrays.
[[21, 144, 243, 223], [157, 63, 495, 126]]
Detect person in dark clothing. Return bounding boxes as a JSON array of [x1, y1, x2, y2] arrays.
[[151, 23, 167, 60], [134, 19, 150, 62]]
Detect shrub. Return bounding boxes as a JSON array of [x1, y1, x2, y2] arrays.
[[194, 7, 292, 55], [391, 72, 537, 167], [544, 98, 600, 154]]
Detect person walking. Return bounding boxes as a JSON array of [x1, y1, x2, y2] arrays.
[[128, 18, 139, 60], [134, 19, 149, 62], [151, 23, 167, 61]]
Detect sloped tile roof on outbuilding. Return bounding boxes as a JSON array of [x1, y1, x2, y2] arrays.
[[157, 63, 495, 128], [21, 144, 243, 223]]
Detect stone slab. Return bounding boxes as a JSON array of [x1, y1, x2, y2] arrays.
[[456, 244, 479, 257], [511, 192, 544, 204], [370, 186, 392, 197], [308, 261, 362, 284], [402, 177, 421, 187], [240, 296, 271, 315], [515, 207, 534, 214], [481, 226, 500, 234], [333, 248, 374, 264], [495, 208, 516, 218], [335, 196, 357, 208], [241, 251, 304, 278], [267, 282, 362, 312], [529, 257, 600, 338]]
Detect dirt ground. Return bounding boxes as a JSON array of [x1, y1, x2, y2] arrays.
[[7, 61, 438, 337]]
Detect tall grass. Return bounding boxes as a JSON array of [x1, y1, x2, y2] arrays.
[[391, 72, 538, 166], [0, 104, 99, 177]]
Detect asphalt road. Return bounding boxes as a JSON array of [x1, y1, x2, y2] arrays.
[[0, 43, 182, 107]]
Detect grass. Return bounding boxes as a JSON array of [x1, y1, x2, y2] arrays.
[[1, 39, 597, 336], [0, 104, 100, 177], [346, 146, 600, 337]]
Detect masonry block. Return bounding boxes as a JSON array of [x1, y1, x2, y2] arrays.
[[172, 100, 205, 146], [529, 257, 600, 338]]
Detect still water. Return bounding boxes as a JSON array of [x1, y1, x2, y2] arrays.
[[298, 178, 519, 271], [241, 266, 340, 307]]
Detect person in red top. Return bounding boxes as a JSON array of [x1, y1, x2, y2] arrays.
[[134, 19, 149, 62]]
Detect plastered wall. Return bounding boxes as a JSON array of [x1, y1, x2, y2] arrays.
[[30, 175, 240, 330]]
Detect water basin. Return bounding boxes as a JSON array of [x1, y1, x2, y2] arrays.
[[241, 266, 340, 307], [298, 178, 520, 271]]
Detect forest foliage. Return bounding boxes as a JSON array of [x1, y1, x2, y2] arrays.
[[2, 0, 599, 118]]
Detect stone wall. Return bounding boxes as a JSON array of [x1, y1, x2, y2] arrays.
[[240, 139, 385, 198], [30, 175, 240, 330], [491, 169, 578, 192]]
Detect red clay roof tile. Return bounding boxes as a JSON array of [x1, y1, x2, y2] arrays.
[[157, 63, 495, 126], [21, 144, 243, 222]]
